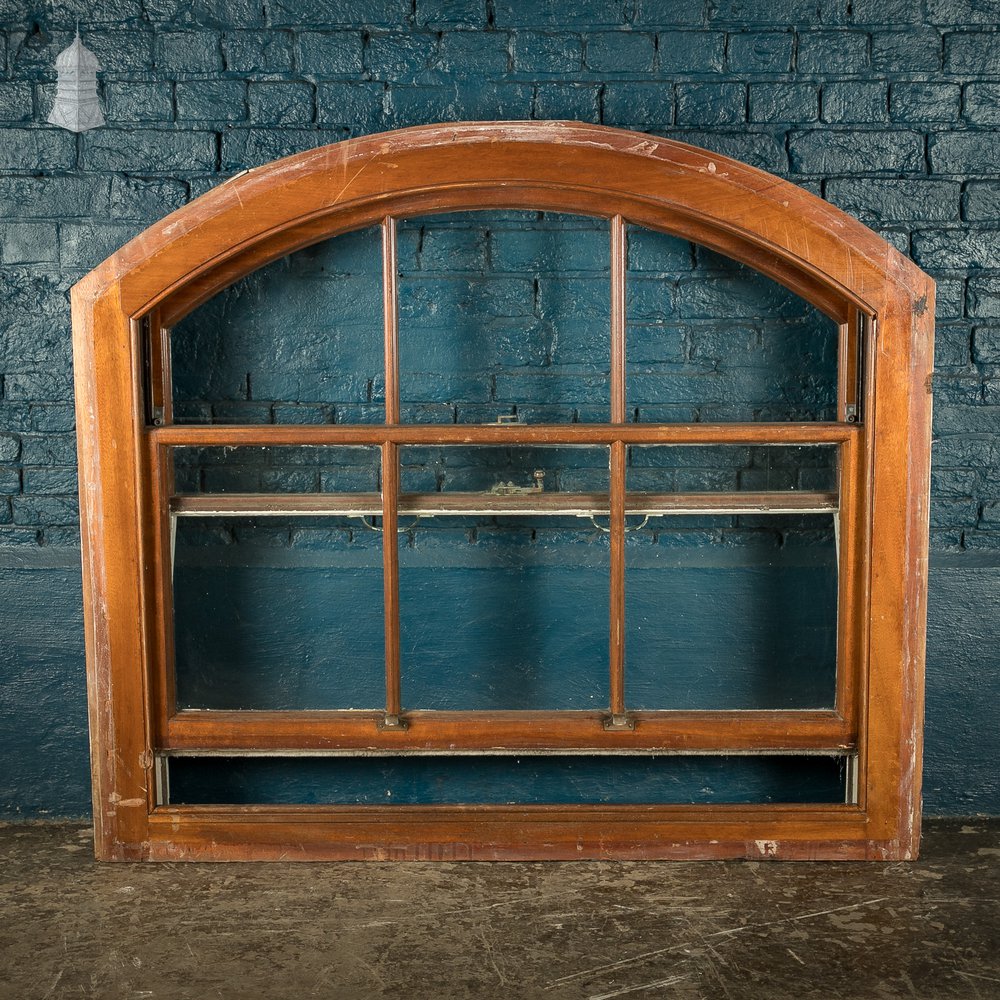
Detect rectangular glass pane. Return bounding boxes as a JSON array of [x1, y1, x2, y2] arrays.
[[167, 754, 850, 805], [171, 227, 383, 424], [397, 211, 611, 424], [626, 225, 839, 422], [628, 444, 838, 495], [172, 516, 384, 709], [400, 444, 609, 497], [625, 514, 838, 710], [398, 516, 610, 711], [172, 445, 380, 495]]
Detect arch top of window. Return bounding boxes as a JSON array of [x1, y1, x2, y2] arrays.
[[74, 121, 929, 332]]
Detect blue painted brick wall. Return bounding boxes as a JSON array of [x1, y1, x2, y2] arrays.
[[2, 0, 1000, 817]]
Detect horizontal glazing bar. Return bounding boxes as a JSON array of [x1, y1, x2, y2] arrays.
[[154, 422, 857, 448], [170, 490, 839, 518]]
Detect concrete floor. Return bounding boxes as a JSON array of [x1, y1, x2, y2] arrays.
[[0, 820, 997, 1000]]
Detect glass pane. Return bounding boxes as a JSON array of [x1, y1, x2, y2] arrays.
[[172, 445, 380, 494], [398, 516, 609, 711], [171, 227, 383, 424], [626, 226, 839, 421], [625, 514, 838, 710], [172, 516, 384, 709], [400, 444, 609, 496], [397, 211, 611, 424], [628, 444, 839, 494], [167, 753, 849, 805]]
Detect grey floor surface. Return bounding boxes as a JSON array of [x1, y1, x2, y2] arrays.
[[0, 819, 997, 1000]]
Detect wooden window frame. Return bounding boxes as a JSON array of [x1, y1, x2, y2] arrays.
[[71, 122, 934, 861]]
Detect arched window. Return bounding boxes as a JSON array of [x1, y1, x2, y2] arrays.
[[73, 122, 933, 861]]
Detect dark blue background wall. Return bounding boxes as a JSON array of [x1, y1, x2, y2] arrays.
[[1, 0, 998, 817]]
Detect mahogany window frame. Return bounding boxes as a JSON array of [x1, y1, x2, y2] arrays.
[[71, 121, 934, 861]]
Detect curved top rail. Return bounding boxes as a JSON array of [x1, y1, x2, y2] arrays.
[[73, 121, 929, 327]]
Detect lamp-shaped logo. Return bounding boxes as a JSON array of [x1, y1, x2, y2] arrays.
[[48, 30, 104, 133]]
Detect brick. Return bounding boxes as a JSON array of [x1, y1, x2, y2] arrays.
[[628, 228, 693, 272], [365, 31, 436, 79], [789, 130, 924, 174], [936, 276, 965, 319], [22, 468, 77, 495], [930, 497, 979, 530], [0, 270, 72, 370], [822, 82, 888, 124], [966, 183, 1000, 223], [144, 0, 262, 23], [944, 33, 1000, 74], [0, 468, 20, 494], [796, 32, 869, 74], [386, 82, 532, 127], [670, 130, 786, 173], [82, 29, 154, 73], [222, 127, 338, 169], [826, 179, 958, 225], [846, 0, 924, 22], [968, 276, 1000, 317], [929, 0, 1000, 25], [437, 32, 511, 76], [871, 30, 943, 74], [974, 327, 1000, 365], [603, 81, 673, 127], [1, 223, 59, 265], [656, 31, 725, 74], [417, 226, 488, 271], [726, 31, 793, 73], [0, 82, 33, 122], [268, 0, 410, 26], [490, 225, 608, 272], [707, 0, 820, 24], [248, 82, 314, 125], [964, 84, 1000, 126], [913, 229, 1000, 270], [493, 0, 629, 28], [0, 499, 11, 525], [676, 83, 746, 126], [534, 83, 600, 122], [931, 133, 1000, 175], [316, 82, 386, 130], [0, 128, 75, 170], [104, 81, 174, 124], [177, 80, 246, 122], [890, 83, 959, 123], [931, 468, 978, 497], [223, 30, 294, 72], [59, 222, 143, 269], [0, 176, 109, 220], [109, 177, 188, 220], [12, 495, 78, 527], [154, 31, 222, 72], [585, 32, 655, 74], [934, 325, 972, 369], [414, 0, 485, 27], [28, 404, 75, 432], [4, 373, 73, 402], [18, 433, 77, 466], [748, 83, 818, 124], [0, 434, 20, 463], [512, 33, 582, 75], [81, 129, 217, 173], [295, 31, 364, 76]]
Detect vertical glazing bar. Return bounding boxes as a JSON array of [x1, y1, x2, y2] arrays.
[[380, 216, 405, 728], [607, 215, 632, 728], [610, 215, 627, 424], [380, 441, 404, 727], [382, 216, 400, 425]]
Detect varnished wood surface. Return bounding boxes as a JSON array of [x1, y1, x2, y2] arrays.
[[71, 121, 934, 861], [165, 708, 855, 753], [169, 490, 840, 518]]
